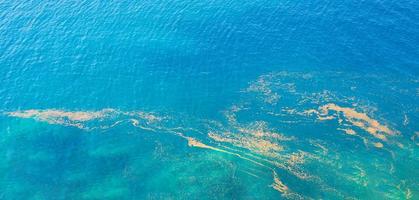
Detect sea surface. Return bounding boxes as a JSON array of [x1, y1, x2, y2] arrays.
[[0, 0, 418, 199]]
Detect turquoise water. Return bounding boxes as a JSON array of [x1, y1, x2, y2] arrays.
[[0, 0, 418, 199]]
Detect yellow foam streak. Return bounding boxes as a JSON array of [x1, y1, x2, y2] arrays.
[[7, 108, 298, 196], [338, 128, 356, 135], [6, 109, 162, 130], [373, 142, 384, 148], [271, 171, 289, 193], [176, 133, 298, 196], [208, 132, 284, 156], [175, 133, 269, 168], [7, 109, 111, 122], [319, 104, 397, 141]]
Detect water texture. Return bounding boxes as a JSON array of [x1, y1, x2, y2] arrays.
[[0, 0, 418, 199]]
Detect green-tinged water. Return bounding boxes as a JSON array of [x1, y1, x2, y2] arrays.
[[1, 0, 418, 199]]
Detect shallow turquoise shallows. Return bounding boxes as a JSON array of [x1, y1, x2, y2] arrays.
[[0, 0, 418, 199]]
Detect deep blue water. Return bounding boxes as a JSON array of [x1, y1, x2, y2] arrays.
[[0, 0, 418, 199]]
